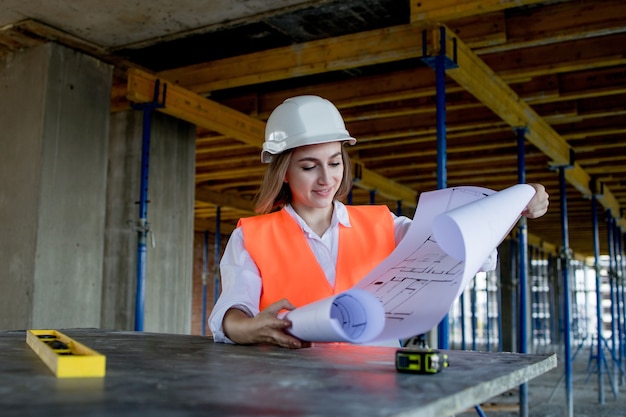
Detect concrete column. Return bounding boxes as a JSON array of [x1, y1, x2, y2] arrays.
[[0, 43, 112, 329], [103, 110, 195, 334]]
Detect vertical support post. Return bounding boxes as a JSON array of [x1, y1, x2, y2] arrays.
[[132, 80, 166, 332], [369, 190, 376, 205], [460, 292, 467, 350], [497, 270, 503, 352], [435, 26, 449, 350], [549, 253, 558, 347], [530, 246, 539, 347], [471, 278, 477, 350], [591, 189, 605, 404], [202, 231, 208, 336], [606, 214, 619, 389], [214, 206, 222, 305], [421, 25, 458, 351], [620, 233, 626, 376], [619, 229, 626, 384], [485, 274, 491, 352], [558, 166, 574, 417], [516, 127, 529, 417], [396, 200, 402, 217]]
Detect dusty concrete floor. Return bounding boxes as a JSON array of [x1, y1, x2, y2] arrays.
[[457, 346, 626, 417]]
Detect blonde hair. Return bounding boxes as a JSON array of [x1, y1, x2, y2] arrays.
[[254, 145, 353, 214]]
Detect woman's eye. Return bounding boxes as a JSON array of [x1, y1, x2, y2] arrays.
[[329, 162, 342, 167], [302, 166, 316, 171]]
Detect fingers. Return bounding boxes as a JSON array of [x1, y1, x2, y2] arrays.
[[256, 299, 309, 349], [264, 298, 297, 315], [522, 183, 549, 219]]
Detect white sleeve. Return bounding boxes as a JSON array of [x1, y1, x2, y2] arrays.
[[208, 227, 262, 343], [391, 212, 413, 246]]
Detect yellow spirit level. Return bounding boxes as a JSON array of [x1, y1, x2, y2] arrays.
[[395, 348, 449, 374], [26, 330, 106, 378]]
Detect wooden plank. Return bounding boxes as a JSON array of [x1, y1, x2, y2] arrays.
[[194, 217, 237, 234], [475, 0, 626, 54], [195, 166, 265, 182], [158, 25, 427, 94], [352, 161, 418, 206], [429, 26, 571, 164], [195, 187, 255, 213], [427, 25, 625, 228], [156, 17, 503, 95], [410, 0, 546, 22], [127, 68, 265, 149], [483, 32, 626, 80], [128, 68, 418, 209]]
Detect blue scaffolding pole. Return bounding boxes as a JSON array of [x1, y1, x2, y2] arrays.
[[614, 220, 625, 384], [590, 186, 606, 403], [620, 229, 626, 382], [202, 230, 209, 336], [421, 26, 458, 350], [471, 278, 478, 351], [557, 163, 574, 417], [486, 273, 492, 352], [460, 291, 467, 350], [214, 206, 222, 305], [530, 246, 540, 347], [515, 127, 530, 417], [606, 214, 626, 389], [131, 79, 166, 331], [420, 27, 486, 417]]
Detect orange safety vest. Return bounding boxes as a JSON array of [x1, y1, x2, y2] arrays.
[[238, 205, 396, 310]]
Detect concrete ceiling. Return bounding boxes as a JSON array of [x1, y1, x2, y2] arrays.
[[1, 0, 626, 258], [0, 0, 322, 47]]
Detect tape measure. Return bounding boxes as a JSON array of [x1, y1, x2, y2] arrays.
[[395, 348, 449, 374]]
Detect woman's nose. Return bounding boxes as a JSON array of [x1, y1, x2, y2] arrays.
[[318, 167, 330, 184]]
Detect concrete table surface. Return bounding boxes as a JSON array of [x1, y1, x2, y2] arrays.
[[0, 329, 556, 417]]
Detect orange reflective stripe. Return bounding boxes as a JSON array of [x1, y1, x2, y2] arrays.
[[239, 206, 396, 310]]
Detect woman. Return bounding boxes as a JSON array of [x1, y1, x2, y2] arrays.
[[208, 95, 549, 349]]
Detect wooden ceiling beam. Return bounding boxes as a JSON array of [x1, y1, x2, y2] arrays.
[[484, 33, 626, 80], [410, 0, 546, 22], [127, 68, 418, 209], [195, 187, 254, 213], [195, 166, 265, 182], [474, 0, 626, 54], [427, 25, 625, 229], [157, 13, 511, 96], [159, 25, 429, 94], [127, 68, 265, 149], [351, 161, 418, 205]]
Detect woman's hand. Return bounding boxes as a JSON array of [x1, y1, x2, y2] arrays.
[[522, 183, 549, 219], [222, 299, 310, 349]]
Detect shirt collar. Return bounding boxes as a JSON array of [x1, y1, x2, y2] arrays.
[[284, 201, 352, 233]]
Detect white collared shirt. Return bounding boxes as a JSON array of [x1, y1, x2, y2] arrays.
[[208, 201, 496, 343]]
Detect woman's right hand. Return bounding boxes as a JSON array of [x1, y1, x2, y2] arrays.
[[222, 299, 310, 349]]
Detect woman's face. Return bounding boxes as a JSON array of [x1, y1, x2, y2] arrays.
[[285, 141, 344, 211]]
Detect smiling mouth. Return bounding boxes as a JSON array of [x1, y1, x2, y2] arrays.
[[314, 189, 332, 196]]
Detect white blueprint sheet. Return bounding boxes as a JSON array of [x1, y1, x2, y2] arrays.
[[282, 184, 536, 344]]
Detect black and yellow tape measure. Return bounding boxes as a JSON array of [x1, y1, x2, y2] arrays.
[[395, 348, 449, 374]]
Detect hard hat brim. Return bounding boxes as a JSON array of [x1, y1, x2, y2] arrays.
[[261, 135, 356, 163]]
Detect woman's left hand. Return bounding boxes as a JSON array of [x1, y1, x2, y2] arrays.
[[522, 183, 549, 219]]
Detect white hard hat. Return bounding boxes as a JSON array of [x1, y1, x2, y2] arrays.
[[261, 95, 356, 163]]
